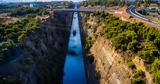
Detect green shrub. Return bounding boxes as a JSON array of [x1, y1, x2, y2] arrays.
[[9, 7, 48, 17], [22, 64, 30, 73], [151, 58, 160, 72], [85, 37, 93, 50], [153, 71, 160, 84], [92, 12, 160, 63], [127, 40, 139, 52], [135, 70, 145, 78], [112, 31, 137, 51], [132, 77, 144, 84], [129, 16, 133, 19], [0, 76, 21, 84], [131, 70, 145, 84], [0, 16, 40, 63], [128, 61, 136, 69]]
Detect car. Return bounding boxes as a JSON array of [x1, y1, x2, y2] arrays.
[[157, 24, 160, 27], [148, 19, 151, 22]]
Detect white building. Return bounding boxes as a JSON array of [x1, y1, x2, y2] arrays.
[[147, 3, 159, 16]]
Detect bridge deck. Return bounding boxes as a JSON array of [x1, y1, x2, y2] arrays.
[[52, 8, 109, 12]]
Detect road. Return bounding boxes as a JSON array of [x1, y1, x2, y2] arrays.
[[126, 6, 160, 27]]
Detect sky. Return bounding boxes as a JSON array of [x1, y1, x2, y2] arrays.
[[1, 0, 85, 2]]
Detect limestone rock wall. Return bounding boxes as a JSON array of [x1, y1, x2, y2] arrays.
[[82, 13, 153, 84], [81, 13, 133, 84], [0, 12, 72, 84], [21, 13, 72, 84], [87, 37, 132, 84]]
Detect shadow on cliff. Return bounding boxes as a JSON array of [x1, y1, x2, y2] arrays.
[[79, 13, 101, 84], [0, 11, 72, 84], [28, 11, 72, 84], [85, 52, 101, 84]]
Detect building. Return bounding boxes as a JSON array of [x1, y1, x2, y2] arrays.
[[124, 0, 136, 5], [125, 0, 136, 2], [149, 0, 158, 2], [147, 3, 159, 16]]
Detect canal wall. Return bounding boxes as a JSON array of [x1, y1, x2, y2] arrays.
[[81, 13, 133, 84], [22, 12, 72, 84], [0, 12, 72, 84], [81, 10, 155, 83], [90, 37, 132, 84]]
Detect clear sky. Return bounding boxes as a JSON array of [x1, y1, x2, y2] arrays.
[[2, 0, 85, 2]]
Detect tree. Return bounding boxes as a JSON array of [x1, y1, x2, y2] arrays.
[[151, 59, 160, 72], [18, 32, 26, 43], [153, 71, 160, 84], [144, 0, 149, 7], [154, 34, 160, 49], [132, 77, 144, 84], [0, 76, 21, 84], [127, 40, 139, 52], [112, 30, 137, 51]]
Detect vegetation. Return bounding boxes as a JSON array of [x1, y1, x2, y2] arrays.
[[128, 60, 136, 69], [9, 7, 49, 17], [81, 0, 150, 7], [151, 59, 160, 84], [81, 0, 125, 7], [0, 5, 70, 84], [131, 70, 145, 84], [132, 77, 144, 84], [0, 76, 21, 84], [0, 16, 41, 63], [87, 12, 160, 83], [85, 36, 94, 50], [0, 4, 14, 9], [93, 12, 160, 63]]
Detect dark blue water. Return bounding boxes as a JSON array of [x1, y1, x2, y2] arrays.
[[63, 12, 86, 84]]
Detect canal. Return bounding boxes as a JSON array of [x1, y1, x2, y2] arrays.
[[63, 11, 86, 84]]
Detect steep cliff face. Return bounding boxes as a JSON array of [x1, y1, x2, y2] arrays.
[[21, 12, 72, 84], [81, 13, 133, 84], [88, 37, 132, 84], [82, 13, 154, 84], [0, 12, 72, 84]]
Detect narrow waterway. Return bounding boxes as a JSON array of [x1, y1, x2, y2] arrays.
[[63, 11, 86, 84]]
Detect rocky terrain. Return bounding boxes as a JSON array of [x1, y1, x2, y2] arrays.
[[0, 12, 72, 84], [81, 13, 132, 84], [81, 12, 155, 84]]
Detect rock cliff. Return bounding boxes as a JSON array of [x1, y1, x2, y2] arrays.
[[88, 37, 132, 84], [21, 12, 72, 84], [80, 13, 148, 84], [0, 12, 72, 84]]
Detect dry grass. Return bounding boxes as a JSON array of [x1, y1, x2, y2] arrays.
[[0, 13, 20, 24]]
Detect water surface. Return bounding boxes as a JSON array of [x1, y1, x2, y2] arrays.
[[63, 12, 86, 84]]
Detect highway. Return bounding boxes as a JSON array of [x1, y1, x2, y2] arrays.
[[126, 6, 160, 27]]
